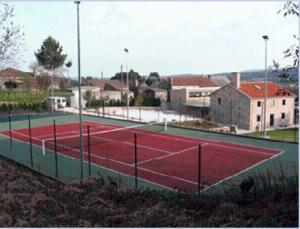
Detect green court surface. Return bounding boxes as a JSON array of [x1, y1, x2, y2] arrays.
[[0, 112, 298, 194]]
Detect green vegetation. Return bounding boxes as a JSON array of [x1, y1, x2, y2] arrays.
[[172, 120, 219, 129], [130, 96, 161, 106], [245, 128, 298, 142], [0, 101, 47, 113], [53, 90, 73, 97], [0, 90, 47, 103], [0, 154, 297, 227]]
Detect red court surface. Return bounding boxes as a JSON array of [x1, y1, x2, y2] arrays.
[[0, 121, 282, 192]]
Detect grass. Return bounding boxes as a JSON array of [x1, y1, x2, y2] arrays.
[[0, 89, 74, 104], [0, 90, 47, 103], [245, 128, 298, 142]]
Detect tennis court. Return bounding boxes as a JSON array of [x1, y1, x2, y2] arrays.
[[1, 121, 282, 192], [0, 120, 283, 192]]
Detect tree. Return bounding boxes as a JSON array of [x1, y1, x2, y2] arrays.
[[34, 36, 67, 96], [146, 72, 161, 86], [65, 60, 72, 77], [29, 62, 44, 77], [0, 3, 25, 68], [278, 1, 299, 67], [59, 78, 68, 93], [23, 76, 36, 91], [83, 90, 93, 103], [111, 69, 144, 85]]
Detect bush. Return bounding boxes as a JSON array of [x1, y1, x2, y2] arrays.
[[0, 101, 47, 113]]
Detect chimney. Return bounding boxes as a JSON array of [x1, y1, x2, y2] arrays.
[[207, 75, 211, 79], [168, 77, 173, 89], [231, 72, 240, 88]]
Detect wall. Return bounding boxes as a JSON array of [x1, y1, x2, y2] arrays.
[[210, 85, 251, 130], [250, 96, 295, 131], [170, 89, 187, 111]]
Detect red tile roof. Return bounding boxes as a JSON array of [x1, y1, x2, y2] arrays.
[[0, 68, 33, 78], [88, 79, 127, 91], [239, 81, 295, 98], [171, 76, 215, 87]]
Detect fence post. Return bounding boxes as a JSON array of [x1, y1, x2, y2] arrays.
[[28, 115, 33, 168], [139, 106, 141, 121], [8, 112, 12, 153], [53, 120, 58, 178], [102, 101, 105, 117], [134, 133, 138, 190], [87, 125, 91, 177], [198, 144, 202, 194]]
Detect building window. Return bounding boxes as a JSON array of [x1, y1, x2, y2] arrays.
[[257, 101, 261, 107], [218, 98, 221, 105], [271, 100, 275, 107], [257, 115, 261, 122], [282, 99, 286, 105], [281, 113, 285, 119]]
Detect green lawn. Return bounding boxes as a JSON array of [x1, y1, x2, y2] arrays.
[[245, 128, 298, 142], [0, 90, 47, 103], [0, 90, 74, 104]]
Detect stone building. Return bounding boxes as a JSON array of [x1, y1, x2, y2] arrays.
[[210, 72, 296, 131]]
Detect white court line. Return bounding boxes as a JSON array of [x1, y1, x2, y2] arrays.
[[90, 134, 173, 155], [35, 123, 114, 139], [200, 150, 286, 193], [47, 142, 193, 190], [84, 122, 278, 157], [2, 131, 197, 188], [139, 130, 280, 157], [0, 132, 175, 192], [46, 140, 133, 167], [137, 145, 199, 165], [2, 124, 284, 192]]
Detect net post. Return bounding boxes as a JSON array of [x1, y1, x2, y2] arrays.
[[163, 118, 167, 132], [87, 125, 91, 177], [198, 144, 202, 194], [28, 115, 33, 168], [8, 111, 12, 153], [42, 140, 45, 156], [53, 120, 58, 178], [134, 133, 138, 190]]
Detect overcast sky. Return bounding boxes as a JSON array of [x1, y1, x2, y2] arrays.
[[11, 1, 298, 78]]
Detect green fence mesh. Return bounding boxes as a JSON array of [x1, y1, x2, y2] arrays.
[[0, 112, 297, 194]]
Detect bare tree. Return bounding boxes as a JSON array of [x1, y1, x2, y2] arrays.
[[0, 3, 24, 69], [278, 0, 299, 67]]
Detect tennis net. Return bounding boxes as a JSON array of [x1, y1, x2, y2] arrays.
[[42, 120, 168, 155]]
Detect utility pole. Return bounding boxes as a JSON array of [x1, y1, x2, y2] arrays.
[[120, 65, 124, 118], [75, 1, 84, 180], [124, 48, 129, 119], [262, 35, 269, 138]]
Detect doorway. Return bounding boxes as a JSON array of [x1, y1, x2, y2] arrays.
[[270, 114, 274, 127]]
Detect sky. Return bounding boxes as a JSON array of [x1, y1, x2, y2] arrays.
[[10, 1, 298, 78]]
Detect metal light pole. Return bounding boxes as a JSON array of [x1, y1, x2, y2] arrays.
[[124, 48, 129, 119], [75, 1, 84, 180], [120, 65, 125, 118], [262, 35, 269, 138]]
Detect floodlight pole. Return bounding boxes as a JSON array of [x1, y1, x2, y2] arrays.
[[262, 35, 269, 138], [124, 48, 129, 119], [120, 65, 125, 117], [75, 1, 84, 180]]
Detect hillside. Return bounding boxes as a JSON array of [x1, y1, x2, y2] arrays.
[[0, 155, 297, 227]]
